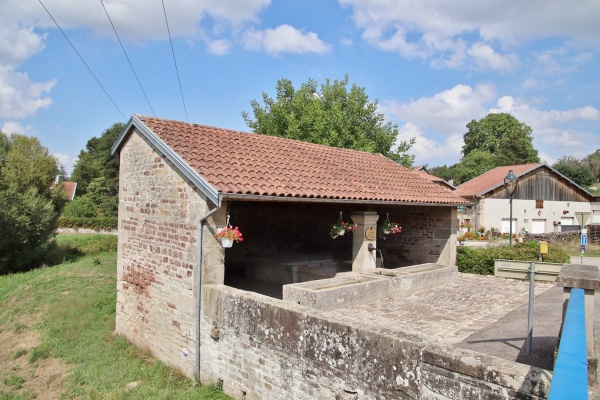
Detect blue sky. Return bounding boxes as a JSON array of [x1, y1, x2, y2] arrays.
[[1, 0, 599, 173]]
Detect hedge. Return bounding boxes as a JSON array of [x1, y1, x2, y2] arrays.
[[456, 241, 569, 275], [58, 217, 118, 231]]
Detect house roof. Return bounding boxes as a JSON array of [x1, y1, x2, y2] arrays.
[[412, 169, 456, 190], [454, 163, 595, 199], [61, 182, 77, 201], [112, 115, 470, 206], [50, 180, 77, 201]]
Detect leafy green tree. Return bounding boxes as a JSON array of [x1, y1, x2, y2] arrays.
[[463, 113, 539, 166], [69, 123, 123, 218], [62, 196, 99, 218], [242, 75, 415, 167], [0, 131, 66, 274], [553, 156, 596, 187], [70, 122, 123, 195], [453, 150, 497, 184], [583, 149, 600, 183]]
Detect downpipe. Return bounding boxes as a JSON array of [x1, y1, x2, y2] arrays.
[[195, 197, 222, 382]]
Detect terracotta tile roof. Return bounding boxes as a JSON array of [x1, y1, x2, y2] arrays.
[[50, 180, 77, 201], [132, 115, 470, 205], [455, 164, 542, 197]]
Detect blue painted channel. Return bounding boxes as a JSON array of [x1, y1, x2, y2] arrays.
[[548, 288, 588, 399]]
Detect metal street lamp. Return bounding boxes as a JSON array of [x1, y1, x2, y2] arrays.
[[504, 170, 518, 245]]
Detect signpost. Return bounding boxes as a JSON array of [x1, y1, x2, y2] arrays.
[[580, 228, 587, 265]]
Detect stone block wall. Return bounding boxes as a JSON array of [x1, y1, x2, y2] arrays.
[[115, 130, 218, 377], [200, 285, 551, 400]]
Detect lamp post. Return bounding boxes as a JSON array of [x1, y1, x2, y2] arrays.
[[504, 170, 518, 245]]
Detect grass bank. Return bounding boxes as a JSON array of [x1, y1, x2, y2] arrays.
[[0, 234, 230, 400]]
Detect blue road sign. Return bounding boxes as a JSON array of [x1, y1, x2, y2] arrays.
[[581, 234, 588, 245], [581, 244, 586, 252]]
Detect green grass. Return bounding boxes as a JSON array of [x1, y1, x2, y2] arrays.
[[0, 235, 231, 400], [552, 237, 600, 257]]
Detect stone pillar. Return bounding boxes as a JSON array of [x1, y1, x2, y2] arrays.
[[351, 212, 379, 273]]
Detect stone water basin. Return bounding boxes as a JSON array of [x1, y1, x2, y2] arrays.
[[363, 263, 457, 297], [283, 263, 457, 310], [282, 274, 389, 311]]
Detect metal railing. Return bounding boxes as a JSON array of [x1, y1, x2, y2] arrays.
[[548, 287, 588, 399]]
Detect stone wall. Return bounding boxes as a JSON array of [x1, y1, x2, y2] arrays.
[[523, 230, 579, 243], [200, 285, 551, 400], [115, 129, 222, 377]]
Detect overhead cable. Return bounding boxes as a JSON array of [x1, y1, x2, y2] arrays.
[[37, 0, 127, 121], [100, 0, 156, 117], [161, 0, 189, 122]]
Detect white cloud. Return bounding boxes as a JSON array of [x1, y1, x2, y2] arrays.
[[468, 43, 518, 71], [1, 121, 31, 135], [340, 0, 600, 69], [382, 84, 599, 166], [54, 152, 76, 172], [241, 25, 332, 55], [382, 83, 496, 134], [6, 0, 271, 43], [397, 122, 462, 165], [0, 19, 47, 66], [0, 65, 56, 119], [206, 38, 232, 55]]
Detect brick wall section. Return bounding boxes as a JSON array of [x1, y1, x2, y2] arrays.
[[200, 285, 550, 400], [115, 130, 218, 377]]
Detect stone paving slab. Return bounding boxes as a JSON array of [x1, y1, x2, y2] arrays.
[[330, 273, 554, 345]]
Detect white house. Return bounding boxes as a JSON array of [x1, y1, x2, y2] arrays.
[[455, 163, 595, 234]]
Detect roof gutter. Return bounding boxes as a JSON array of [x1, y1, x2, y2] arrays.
[[222, 193, 471, 207], [195, 193, 222, 382]]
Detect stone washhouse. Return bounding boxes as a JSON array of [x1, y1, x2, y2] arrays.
[[111, 115, 552, 399]]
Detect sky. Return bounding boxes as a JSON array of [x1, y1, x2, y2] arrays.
[[1, 0, 599, 174]]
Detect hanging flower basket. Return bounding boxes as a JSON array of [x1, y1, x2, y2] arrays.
[[330, 212, 356, 239], [215, 226, 243, 247], [379, 214, 402, 239]]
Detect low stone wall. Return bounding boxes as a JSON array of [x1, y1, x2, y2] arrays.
[[523, 230, 579, 243], [200, 285, 551, 400]]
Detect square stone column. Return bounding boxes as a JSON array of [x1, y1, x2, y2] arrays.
[[351, 212, 379, 273]]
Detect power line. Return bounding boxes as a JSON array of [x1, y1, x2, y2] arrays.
[[161, 0, 189, 122], [100, 0, 156, 117], [37, 0, 126, 121]]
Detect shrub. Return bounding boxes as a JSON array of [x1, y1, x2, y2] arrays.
[[457, 241, 570, 275], [58, 216, 118, 231]]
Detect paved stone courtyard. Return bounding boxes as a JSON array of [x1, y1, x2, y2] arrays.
[[331, 274, 554, 345]]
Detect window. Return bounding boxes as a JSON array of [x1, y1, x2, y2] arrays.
[[535, 200, 544, 209]]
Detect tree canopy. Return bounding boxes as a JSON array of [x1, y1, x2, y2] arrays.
[[242, 75, 415, 167], [463, 113, 539, 166], [70, 122, 123, 196], [553, 155, 596, 187], [0, 131, 66, 273], [67, 123, 123, 218]]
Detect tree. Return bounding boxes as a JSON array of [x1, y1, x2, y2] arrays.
[[0, 131, 66, 274], [69, 123, 123, 218], [463, 113, 539, 166], [583, 149, 600, 183], [242, 75, 415, 167], [553, 156, 596, 187], [454, 150, 498, 184], [70, 122, 123, 195]]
